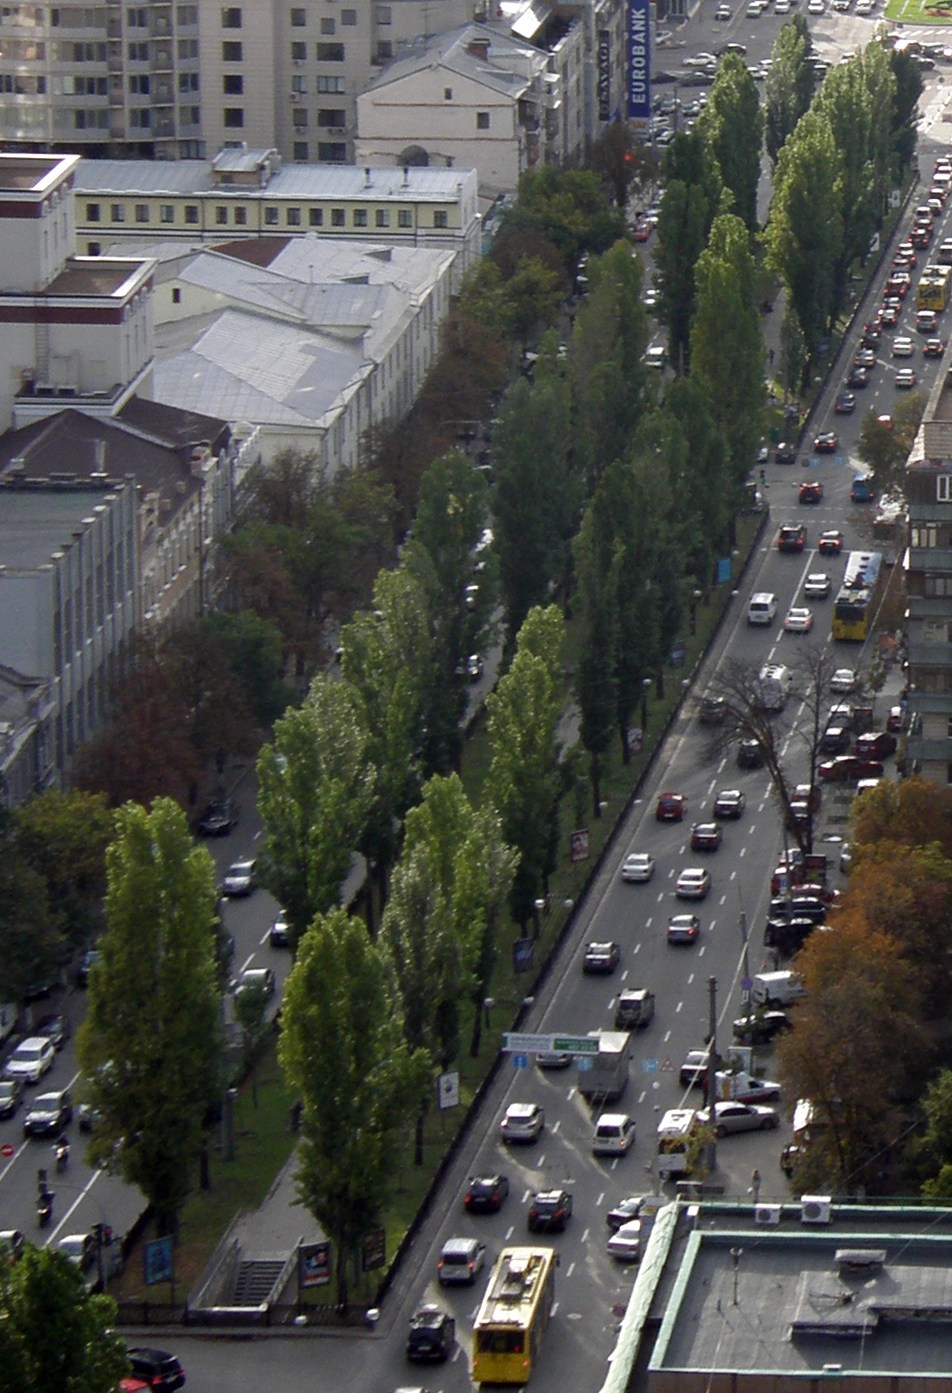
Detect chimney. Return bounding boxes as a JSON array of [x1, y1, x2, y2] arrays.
[[402, 165, 410, 187], [468, 38, 490, 61], [364, 166, 372, 188], [95, 439, 106, 471]]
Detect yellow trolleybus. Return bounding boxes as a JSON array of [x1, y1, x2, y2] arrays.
[[832, 550, 884, 642], [472, 1245, 557, 1384]]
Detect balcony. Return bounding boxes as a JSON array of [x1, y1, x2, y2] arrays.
[[907, 641, 952, 667], [907, 547, 952, 573], [906, 737, 952, 763]]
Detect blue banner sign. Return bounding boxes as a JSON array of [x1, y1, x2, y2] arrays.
[[627, 0, 650, 121]]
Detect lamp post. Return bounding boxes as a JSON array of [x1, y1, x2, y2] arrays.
[[641, 676, 652, 731], [691, 588, 702, 636]]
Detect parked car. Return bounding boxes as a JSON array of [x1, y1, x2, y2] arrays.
[[606, 1196, 645, 1231], [855, 730, 898, 759], [0, 1078, 23, 1120], [819, 755, 885, 782], [713, 789, 746, 819], [464, 1174, 509, 1214], [196, 800, 240, 836], [234, 967, 275, 999], [830, 668, 857, 693], [583, 941, 622, 974], [696, 1101, 780, 1135], [57, 1231, 99, 1273], [23, 1088, 73, 1137], [269, 911, 290, 949], [3, 1037, 55, 1085], [0, 1229, 25, 1263], [690, 822, 722, 852], [499, 1102, 544, 1143], [527, 1189, 573, 1233], [606, 1220, 643, 1262], [679, 1049, 711, 1087], [406, 1304, 455, 1362], [126, 1348, 186, 1393], [732, 1010, 791, 1045], [77, 948, 101, 987], [34, 1014, 71, 1051], [887, 705, 904, 732], [621, 852, 655, 882]]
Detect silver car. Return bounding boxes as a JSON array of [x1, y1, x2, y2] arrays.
[[500, 1102, 544, 1143], [696, 1101, 779, 1135]]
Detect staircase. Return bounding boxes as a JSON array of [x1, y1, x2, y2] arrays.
[[231, 1258, 287, 1306]]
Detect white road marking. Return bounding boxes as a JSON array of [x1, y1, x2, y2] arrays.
[[567, 1087, 576, 1101], [567, 1261, 576, 1277], [581, 1229, 590, 1245], [644, 918, 652, 930], [552, 1120, 561, 1134], [676, 1000, 683, 1013], [611, 1158, 619, 1170], [687, 973, 694, 984], [667, 868, 676, 878], [739, 846, 746, 858], [699, 945, 706, 957], [748, 824, 756, 834], [596, 1192, 605, 1207], [638, 1090, 646, 1105], [719, 894, 727, 905], [522, 1189, 531, 1204], [240, 953, 255, 973], [505, 1225, 514, 1241], [707, 778, 716, 795], [621, 968, 629, 982], [657, 891, 665, 902], [663, 1029, 671, 1042], [633, 943, 641, 956], [718, 757, 727, 772], [709, 920, 716, 930], [552, 1302, 560, 1315], [46, 1168, 103, 1245]]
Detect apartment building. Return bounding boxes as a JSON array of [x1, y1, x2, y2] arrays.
[[904, 353, 952, 782], [0, 1, 623, 169]]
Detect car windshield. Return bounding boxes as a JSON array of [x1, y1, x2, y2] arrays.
[[17, 1045, 42, 1060]]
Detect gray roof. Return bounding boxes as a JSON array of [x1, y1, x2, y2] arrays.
[[0, 487, 120, 572], [363, 22, 537, 98], [74, 158, 473, 202]]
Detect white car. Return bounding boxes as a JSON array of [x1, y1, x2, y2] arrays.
[[621, 852, 655, 883], [696, 1101, 780, 1134], [607, 1220, 643, 1262], [3, 1037, 55, 1085], [895, 368, 917, 390], [675, 867, 711, 900], [500, 1102, 545, 1143], [803, 573, 831, 599], [892, 337, 914, 358], [807, 0, 824, 10], [856, 0, 873, 9], [830, 668, 857, 693], [784, 607, 814, 634], [774, 0, 790, 11]]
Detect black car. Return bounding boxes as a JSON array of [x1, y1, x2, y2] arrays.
[[0, 1078, 23, 1120], [35, 1013, 71, 1051], [737, 740, 765, 770], [196, 800, 240, 836], [699, 694, 727, 726], [775, 441, 797, 464], [764, 917, 817, 954], [406, 1304, 455, 1362], [464, 1174, 510, 1214], [77, 948, 101, 987], [527, 1189, 573, 1233], [583, 941, 621, 974], [834, 391, 856, 414], [821, 727, 851, 754], [777, 522, 807, 552], [690, 822, 722, 852], [127, 1348, 186, 1393], [770, 895, 827, 925], [713, 789, 746, 819], [23, 1088, 72, 1137], [732, 1010, 791, 1045], [606, 1195, 645, 1231]]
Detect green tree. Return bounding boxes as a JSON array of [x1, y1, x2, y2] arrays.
[[0, 1244, 129, 1393], [764, 107, 844, 358], [588, 120, 658, 208], [916, 1070, 952, 1196], [698, 54, 764, 233], [495, 167, 628, 282], [857, 391, 925, 493], [235, 980, 271, 1110], [12, 789, 113, 951], [487, 605, 566, 931], [567, 239, 650, 492], [655, 131, 726, 369], [889, 45, 924, 171], [764, 15, 815, 166], [574, 501, 619, 813], [403, 450, 494, 776], [779, 305, 807, 398], [492, 341, 580, 643], [78, 798, 222, 1234], [257, 676, 376, 953], [690, 212, 766, 489], [661, 376, 732, 581], [279, 909, 429, 1308], [205, 609, 292, 726], [0, 809, 61, 1007], [500, 256, 564, 348]]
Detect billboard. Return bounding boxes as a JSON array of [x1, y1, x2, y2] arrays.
[[598, 29, 611, 122], [627, 0, 651, 122]]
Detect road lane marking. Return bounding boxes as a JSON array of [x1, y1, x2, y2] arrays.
[[240, 953, 255, 973], [621, 968, 629, 982], [552, 1302, 560, 1315], [46, 1168, 103, 1245], [709, 920, 716, 930], [581, 1229, 589, 1245], [749, 824, 756, 834], [663, 1029, 671, 1042], [567, 1261, 576, 1277], [707, 779, 716, 795], [596, 1192, 604, 1207], [522, 1189, 531, 1203], [687, 973, 694, 984], [739, 846, 746, 858], [644, 918, 652, 929], [567, 1087, 576, 1101], [699, 945, 706, 957], [638, 1090, 646, 1104], [505, 1225, 514, 1241], [552, 1120, 560, 1134], [718, 757, 726, 772], [719, 894, 727, 905], [676, 1000, 683, 1013]]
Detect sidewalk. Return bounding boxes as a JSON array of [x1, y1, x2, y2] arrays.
[[229, 1148, 321, 1261]]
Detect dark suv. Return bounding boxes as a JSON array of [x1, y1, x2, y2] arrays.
[[126, 1348, 186, 1392], [406, 1304, 455, 1362], [527, 1189, 573, 1233], [777, 522, 807, 553]]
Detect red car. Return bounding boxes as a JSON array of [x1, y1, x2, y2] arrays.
[[632, 221, 653, 243], [887, 705, 904, 733], [818, 756, 885, 783], [656, 791, 687, 821], [855, 730, 897, 760], [799, 480, 823, 504]]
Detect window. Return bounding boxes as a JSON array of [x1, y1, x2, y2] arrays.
[[924, 620, 949, 643], [127, 40, 148, 59], [331, 207, 345, 227], [127, 7, 148, 25], [286, 207, 301, 226], [375, 208, 390, 228], [234, 206, 247, 225], [318, 107, 344, 127], [318, 143, 346, 161], [292, 107, 308, 127], [353, 208, 367, 227], [222, 40, 242, 59], [291, 74, 306, 92], [85, 202, 101, 222], [927, 576, 952, 597], [221, 7, 242, 27], [293, 142, 309, 161], [160, 204, 175, 223], [178, 37, 198, 57], [316, 42, 344, 60], [223, 107, 244, 127], [309, 207, 323, 226], [135, 203, 149, 223], [215, 206, 228, 225], [177, 4, 198, 22], [265, 206, 279, 225], [913, 525, 939, 548], [291, 40, 306, 59], [87, 242, 101, 256], [128, 74, 150, 93], [179, 72, 199, 92], [129, 108, 151, 127], [110, 203, 125, 222], [290, 6, 306, 24], [939, 475, 952, 502], [179, 105, 200, 126], [223, 73, 243, 93], [398, 208, 412, 228], [316, 75, 345, 93], [341, 8, 357, 22], [434, 209, 448, 228], [377, 4, 391, 20], [320, 17, 335, 32], [444, 87, 452, 100], [172, 287, 181, 303], [184, 204, 199, 224], [377, 40, 392, 59], [476, 111, 490, 129]]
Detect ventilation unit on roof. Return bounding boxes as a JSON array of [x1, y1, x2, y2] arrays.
[[755, 1204, 782, 1226], [801, 1195, 832, 1225], [835, 1249, 885, 1274]]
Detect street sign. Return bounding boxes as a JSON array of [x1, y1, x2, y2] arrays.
[[0, 1142, 13, 1158], [513, 1053, 528, 1069], [660, 1057, 675, 1073], [513, 937, 534, 973], [362, 1228, 386, 1273], [570, 829, 590, 863], [437, 1070, 459, 1109], [642, 1058, 658, 1073], [503, 1032, 598, 1055], [578, 1057, 593, 1071], [552, 1035, 599, 1054]]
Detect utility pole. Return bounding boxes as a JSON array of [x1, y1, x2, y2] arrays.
[[705, 975, 717, 1175]]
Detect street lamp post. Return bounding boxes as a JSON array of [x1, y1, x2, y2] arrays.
[[691, 588, 702, 636], [642, 676, 652, 731]]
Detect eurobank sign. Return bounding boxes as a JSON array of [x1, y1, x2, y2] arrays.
[[627, 0, 651, 121]]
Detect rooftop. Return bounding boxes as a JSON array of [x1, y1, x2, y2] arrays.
[[44, 258, 152, 299], [0, 153, 79, 196], [0, 486, 122, 573]]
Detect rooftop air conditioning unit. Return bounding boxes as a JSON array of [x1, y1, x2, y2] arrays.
[[755, 1204, 782, 1226], [801, 1195, 832, 1225]]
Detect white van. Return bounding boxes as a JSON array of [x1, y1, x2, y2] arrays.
[[593, 1113, 636, 1156], [757, 662, 792, 710], [751, 970, 806, 1008], [747, 592, 777, 626]]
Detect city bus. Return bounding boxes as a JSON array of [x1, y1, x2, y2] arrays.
[[832, 550, 884, 641], [472, 1246, 557, 1384]]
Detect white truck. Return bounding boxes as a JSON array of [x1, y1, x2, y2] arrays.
[[714, 1069, 781, 1103], [578, 1030, 632, 1103], [657, 1108, 704, 1177], [750, 970, 806, 1009]]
